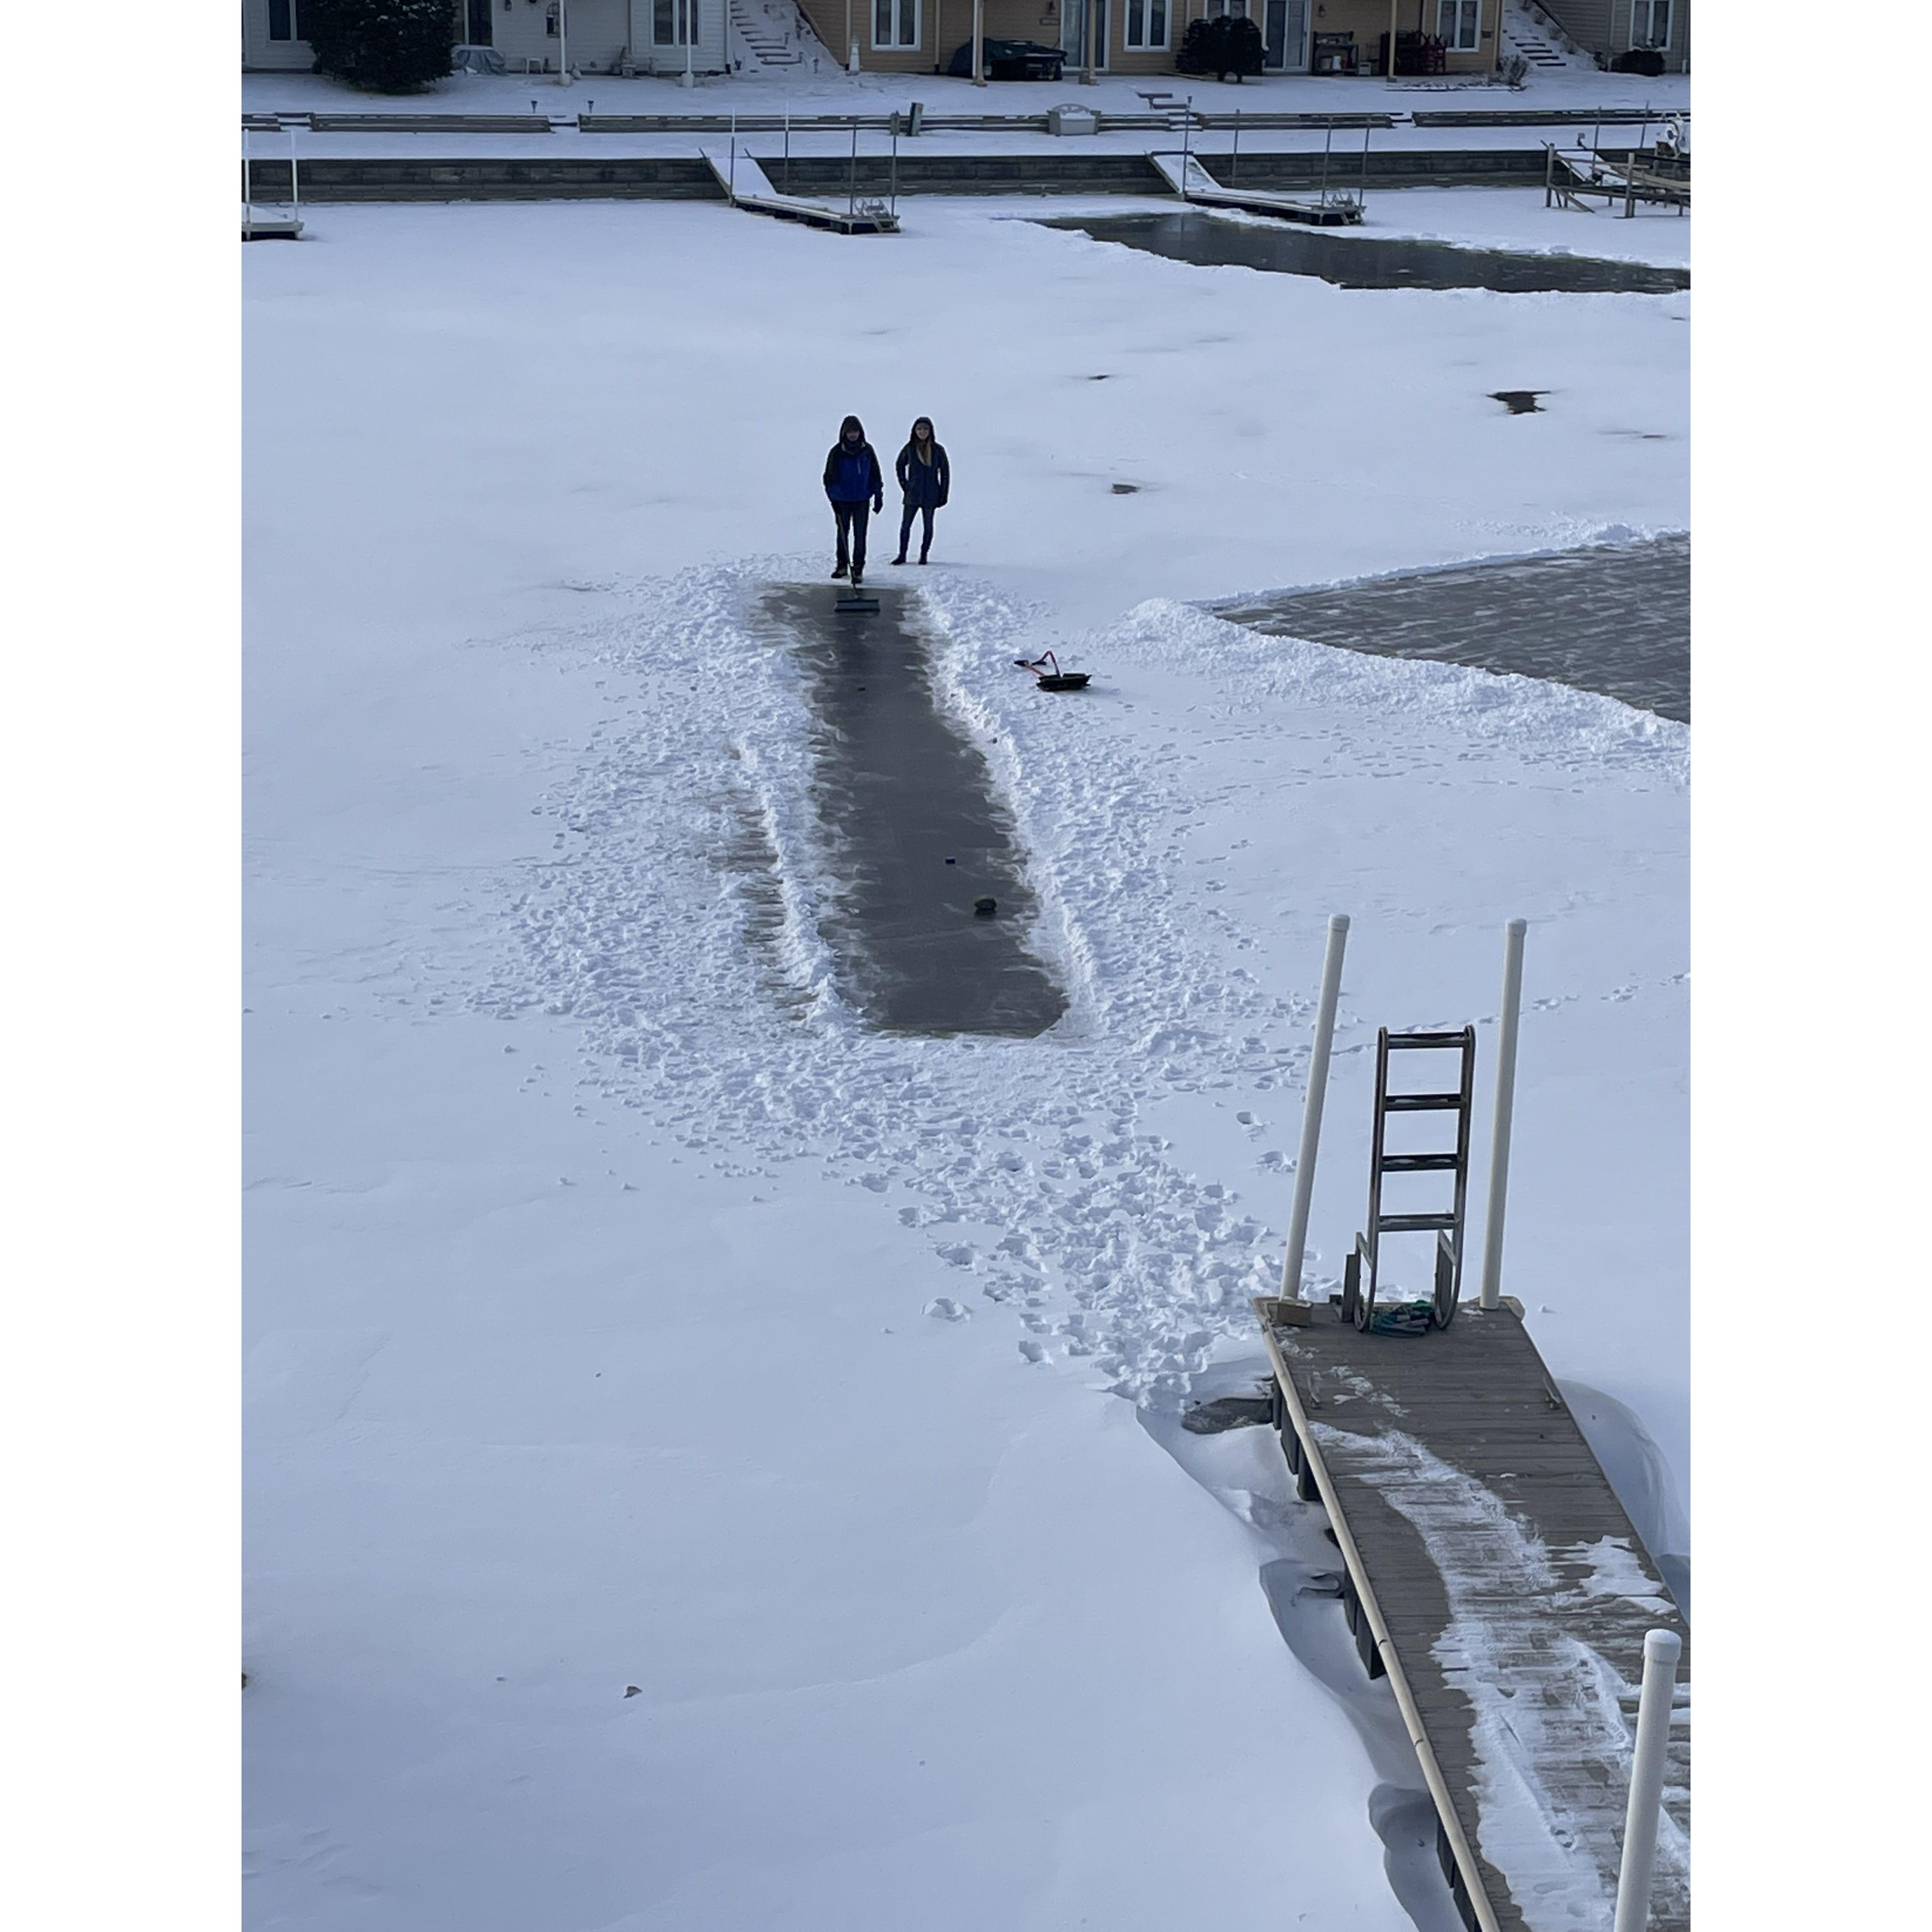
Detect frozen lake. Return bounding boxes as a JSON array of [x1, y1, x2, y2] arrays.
[[1040, 209, 1690, 294], [1212, 535, 1690, 723]]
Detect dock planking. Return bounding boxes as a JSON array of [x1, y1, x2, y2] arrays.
[[1254, 1296, 1689, 1932]]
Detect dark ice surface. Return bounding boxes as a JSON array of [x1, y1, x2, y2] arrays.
[[1039, 209, 1690, 295], [1209, 535, 1690, 723], [759, 584, 1068, 1037]]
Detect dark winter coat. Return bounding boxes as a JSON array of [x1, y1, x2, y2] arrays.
[[896, 439, 951, 509], [824, 417, 885, 504]]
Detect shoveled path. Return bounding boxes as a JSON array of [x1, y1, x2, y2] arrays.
[[759, 582, 1066, 1037]]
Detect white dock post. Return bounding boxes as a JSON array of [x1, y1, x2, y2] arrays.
[[1613, 1628, 1682, 1932], [1279, 913, 1349, 1302], [1477, 917, 1527, 1311]]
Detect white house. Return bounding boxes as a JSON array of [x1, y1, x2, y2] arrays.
[[242, 0, 730, 80]]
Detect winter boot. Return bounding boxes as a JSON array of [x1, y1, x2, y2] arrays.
[[832, 562, 848, 579]]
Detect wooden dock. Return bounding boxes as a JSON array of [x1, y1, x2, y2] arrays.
[[1253, 1295, 1689, 1932]]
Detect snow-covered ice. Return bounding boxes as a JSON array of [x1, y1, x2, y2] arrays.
[[245, 195, 1687, 1928]]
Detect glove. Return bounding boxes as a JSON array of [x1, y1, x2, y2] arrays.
[[874, 494, 884, 513]]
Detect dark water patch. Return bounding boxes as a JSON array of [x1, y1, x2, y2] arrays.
[[1040, 210, 1690, 295], [759, 585, 1067, 1038], [1211, 534, 1690, 723], [1491, 389, 1545, 414]]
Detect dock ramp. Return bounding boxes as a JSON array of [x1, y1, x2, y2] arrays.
[[699, 147, 899, 234], [1255, 1294, 1690, 1932], [1147, 149, 1362, 226]]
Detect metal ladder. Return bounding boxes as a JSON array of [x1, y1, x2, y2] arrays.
[[1341, 1026, 1475, 1333]]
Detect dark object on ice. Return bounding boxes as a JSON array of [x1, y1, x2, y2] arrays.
[[1182, 1393, 1275, 1434], [1491, 390, 1545, 414], [946, 38, 1066, 80], [973, 897, 998, 917], [624, 1685, 642, 1698], [1176, 16, 1265, 80], [242, 1671, 251, 1689], [1611, 46, 1667, 76], [1110, 483, 1140, 494], [1013, 650, 1092, 692]]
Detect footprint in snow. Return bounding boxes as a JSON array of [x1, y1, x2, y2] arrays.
[[924, 1297, 970, 1322]]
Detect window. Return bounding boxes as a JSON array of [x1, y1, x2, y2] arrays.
[[873, 0, 918, 47], [1203, 0, 1249, 16], [1437, 0, 1478, 50], [1125, 0, 1168, 48], [267, 0, 296, 40], [1632, 0, 1670, 48], [653, 0, 701, 44]]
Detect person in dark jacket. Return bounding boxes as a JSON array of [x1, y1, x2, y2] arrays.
[[892, 417, 950, 565], [823, 414, 885, 584]]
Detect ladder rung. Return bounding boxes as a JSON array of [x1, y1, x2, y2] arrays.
[[1375, 1212, 1459, 1233], [1380, 1152, 1461, 1173], [1384, 1030, 1469, 1048], [1382, 1092, 1466, 1112]]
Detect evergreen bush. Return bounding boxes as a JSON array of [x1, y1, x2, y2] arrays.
[[303, 0, 455, 93], [1175, 16, 1265, 81]]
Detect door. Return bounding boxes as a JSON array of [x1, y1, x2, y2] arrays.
[[1062, 0, 1109, 72], [653, 0, 700, 44], [1263, 0, 1307, 69], [466, 0, 493, 44]]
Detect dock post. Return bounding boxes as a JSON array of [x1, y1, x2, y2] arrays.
[[1477, 918, 1527, 1311], [1280, 913, 1349, 1301], [1613, 1629, 1682, 1932]]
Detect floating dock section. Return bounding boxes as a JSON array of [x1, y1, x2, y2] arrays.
[[242, 204, 303, 240], [1254, 1294, 1690, 1932], [1147, 149, 1362, 226], [699, 148, 898, 235]]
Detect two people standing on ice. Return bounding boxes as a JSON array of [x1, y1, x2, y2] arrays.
[[823, 414, 950, 583]]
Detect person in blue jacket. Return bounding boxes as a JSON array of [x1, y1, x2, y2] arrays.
[[823, 414, 885, 585], [892, 416, 950, 566]]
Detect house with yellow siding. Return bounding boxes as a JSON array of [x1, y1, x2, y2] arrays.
[[792, 0, 1508, 78]]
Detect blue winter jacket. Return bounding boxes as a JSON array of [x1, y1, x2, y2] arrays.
[[824, 441, 885, 505]]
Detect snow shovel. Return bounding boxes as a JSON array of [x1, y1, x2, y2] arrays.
[[1013, 649, 1091, 692]]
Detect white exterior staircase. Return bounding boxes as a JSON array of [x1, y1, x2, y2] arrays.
[[729, 0, 833, 70], [1502, 0, 1595, 71]]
